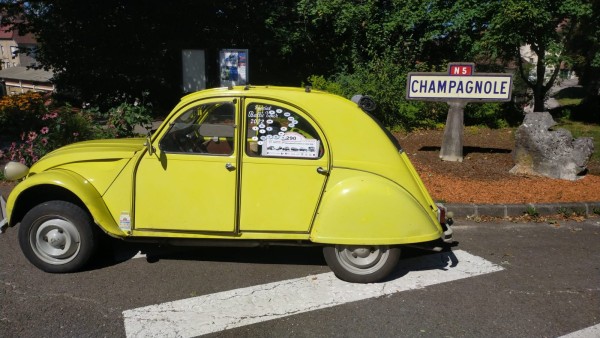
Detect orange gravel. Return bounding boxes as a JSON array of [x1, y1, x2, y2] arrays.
[[415, 162, 600, 204], [399, 128, 600, 204]]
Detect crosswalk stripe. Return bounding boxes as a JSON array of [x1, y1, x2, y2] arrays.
[[123, 250, 503, 337]]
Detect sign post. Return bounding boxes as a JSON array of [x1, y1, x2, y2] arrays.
[[406, 63, 513, 162]]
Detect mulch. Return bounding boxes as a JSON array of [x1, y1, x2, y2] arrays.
[[397, 128, 600, 204]]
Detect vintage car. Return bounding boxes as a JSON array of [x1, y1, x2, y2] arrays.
[[0, 86, 453, 283]]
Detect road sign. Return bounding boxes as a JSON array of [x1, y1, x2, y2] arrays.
[[405, 63, 514, 162], [406, 63, 513, 101]]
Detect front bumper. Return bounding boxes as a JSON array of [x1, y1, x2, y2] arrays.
[[0, 194, 8, 234]]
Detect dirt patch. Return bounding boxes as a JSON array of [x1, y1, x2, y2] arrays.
[[396, 128, 600, 204]]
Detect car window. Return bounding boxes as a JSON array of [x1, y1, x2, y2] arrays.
[[246, 102, 322, 159], [160, 102, 235, 155]]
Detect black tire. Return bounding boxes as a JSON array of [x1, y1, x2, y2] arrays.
[[18, 201, 97, 273], [323, 245, 401, 283]]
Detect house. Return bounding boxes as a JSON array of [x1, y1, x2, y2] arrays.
[[0, 24, 54, 95]]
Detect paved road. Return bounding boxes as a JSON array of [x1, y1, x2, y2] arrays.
[[1, 218, 599, 337]]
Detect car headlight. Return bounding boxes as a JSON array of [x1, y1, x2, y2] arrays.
[[3, 161, 29, 181]]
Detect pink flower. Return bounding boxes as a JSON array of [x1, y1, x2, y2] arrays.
[[42, 112, 58, 120], [28, 131, 38, 141], [41, 138, 48, 146], [73, 132, 79, 137], [40, 126, 49, 134]]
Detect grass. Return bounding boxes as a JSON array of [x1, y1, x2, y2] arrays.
[[556, 97, 583, 106]]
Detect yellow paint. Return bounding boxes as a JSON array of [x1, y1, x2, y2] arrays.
[[6, 86, 444, 247]]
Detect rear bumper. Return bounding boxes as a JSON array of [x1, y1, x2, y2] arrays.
[[0, 194, 7, 233]]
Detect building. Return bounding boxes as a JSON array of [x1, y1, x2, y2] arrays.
[[0, 24, 54, 95]]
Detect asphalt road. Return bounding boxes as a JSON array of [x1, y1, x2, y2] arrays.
[[1, 218, 599, 337]]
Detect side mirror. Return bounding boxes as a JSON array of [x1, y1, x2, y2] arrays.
[[145, 134, 155, 156]]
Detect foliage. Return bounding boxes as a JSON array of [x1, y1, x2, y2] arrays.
[[477, 0, 594, 112], [1, 0, 598, 130], [308, 53, 444, 129], [0, 0, 287, 110], [525, 206, 540, 218], [0, 91, 152, 167], [102, 93, 153, 138], [0, 92, 47, 137]]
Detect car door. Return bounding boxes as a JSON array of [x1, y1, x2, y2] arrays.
[[239, 100, 329, 233], [134, 99, 238, 232]]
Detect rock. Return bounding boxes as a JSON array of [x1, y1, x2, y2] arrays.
[[510, 112, 594, 180]]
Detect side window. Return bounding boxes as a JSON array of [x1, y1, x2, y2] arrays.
[[246, 103, 322, 159], [160, 102, 235, 155]]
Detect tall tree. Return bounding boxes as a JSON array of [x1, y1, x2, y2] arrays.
[[566, 0, 600, 117], [478, 0, 593, 112], [0, 0, 287, 110]]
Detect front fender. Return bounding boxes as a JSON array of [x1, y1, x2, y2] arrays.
[[7, 169, 126, 237], [310, 169, 442, 245]]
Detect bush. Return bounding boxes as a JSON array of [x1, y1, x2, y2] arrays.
[[0, 102, 103, 166], [308, 57, 518, 131], [0, 92, 153, 167], [102, 95, 153, 138], [0, 92, 48, 140]]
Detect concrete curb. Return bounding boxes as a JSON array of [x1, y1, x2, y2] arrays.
[[445, 202, 600, 219]]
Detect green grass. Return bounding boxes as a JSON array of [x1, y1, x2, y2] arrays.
[[557, 98, 583, 106]]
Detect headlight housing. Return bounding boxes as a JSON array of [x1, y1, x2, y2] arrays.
[[3, 161, 29, 181]]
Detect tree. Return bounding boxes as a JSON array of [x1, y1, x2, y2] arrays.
[[566, 0, 600, 120], [0, 0, 290, 111], [478, 0, 593, 112]]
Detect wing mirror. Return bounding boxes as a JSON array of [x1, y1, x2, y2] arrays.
[[145, 133, 155, 155]]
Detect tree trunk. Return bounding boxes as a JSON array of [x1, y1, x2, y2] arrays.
[[533, 52, 548, 112], [440, 101, 466, 162]]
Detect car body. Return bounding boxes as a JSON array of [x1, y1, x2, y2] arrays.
[[1, 86, 453, 283]]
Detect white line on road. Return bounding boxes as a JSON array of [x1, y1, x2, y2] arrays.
[[559, 324, 600, 338], [123, 250, 503, 338]]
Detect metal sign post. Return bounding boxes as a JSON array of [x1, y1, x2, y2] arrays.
[[406, 63, 513, 162]]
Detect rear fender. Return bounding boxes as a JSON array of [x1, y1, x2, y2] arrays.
[[7, 169, 125, 237], [310, 170, 442, 245]]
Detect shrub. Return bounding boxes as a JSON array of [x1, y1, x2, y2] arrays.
[[102, 93, 153, 138], [0, 92, 48, 140], [1, 103, 103, 166], [308, 57, 518, 130]]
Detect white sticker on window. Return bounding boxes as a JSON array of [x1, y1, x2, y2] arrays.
[[261, 137, 320, 158]]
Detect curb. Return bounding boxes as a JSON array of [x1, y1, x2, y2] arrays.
[[445, 202, 600, 219]]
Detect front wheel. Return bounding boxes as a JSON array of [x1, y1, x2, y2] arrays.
[[18, 201, 97, 273], [323, 245, 401, 283]]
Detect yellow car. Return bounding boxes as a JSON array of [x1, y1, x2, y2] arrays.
[[1, 86, 453, 283]]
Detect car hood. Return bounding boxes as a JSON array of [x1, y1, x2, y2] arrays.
[[30, 138, 146, 173]]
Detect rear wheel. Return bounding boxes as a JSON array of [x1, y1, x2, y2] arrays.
[[18, 201, 97, 273], [323, 245, 400, 283]]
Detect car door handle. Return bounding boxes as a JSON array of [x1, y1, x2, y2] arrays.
[[225, 163, 236, 171], [316, 167, 329, 176]]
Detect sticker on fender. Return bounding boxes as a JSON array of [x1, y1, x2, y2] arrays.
[[123, 250, 503, 337]]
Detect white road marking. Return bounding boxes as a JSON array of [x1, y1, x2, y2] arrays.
[[559, 324, 600, 338], [123, 250, 503, 337]]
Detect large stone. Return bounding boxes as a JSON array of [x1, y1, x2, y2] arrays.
[[510, 112, 594, 180]]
